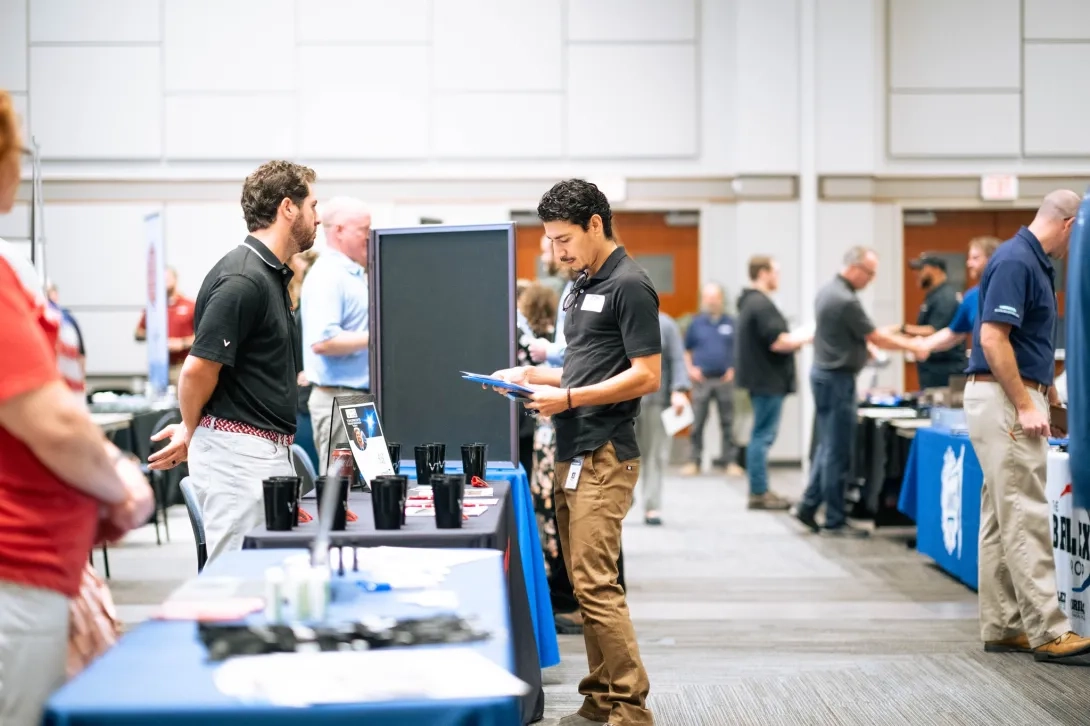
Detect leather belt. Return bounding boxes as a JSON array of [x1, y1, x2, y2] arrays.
[[199, 415, 294, 447], [967, 373, 1049, 394]]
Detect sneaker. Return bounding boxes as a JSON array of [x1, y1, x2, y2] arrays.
[[792, 507, 820, 533], [985, 633, 1032, 653], [748, 493, 791, 511], [644, 512, 663, 526], [680, 462, 700, 476], [821, 523, 870, 538], [554, 611, 584, 635], [725, 463, 745, 477], [1033, 632, 1090, 664]]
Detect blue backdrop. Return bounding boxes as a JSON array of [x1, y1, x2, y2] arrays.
[[1069, 191, 1090, 510]]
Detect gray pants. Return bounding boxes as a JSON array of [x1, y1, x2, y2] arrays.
[[634, 401, 669, 513], [309, 386, 358, 475], [0, 581, 68, 726], [187, 424, 294, 563], [690, 378, 736, 465]]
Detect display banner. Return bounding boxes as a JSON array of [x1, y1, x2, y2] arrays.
[[1047, 452, 1090, 637], [144, 212, 169, 397], [338, 401, 395, 485], [1069, 192, 1090, 510]]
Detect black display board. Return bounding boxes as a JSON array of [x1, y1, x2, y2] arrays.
[[369, 224, 518, 466]]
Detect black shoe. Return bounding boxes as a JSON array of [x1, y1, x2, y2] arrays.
[[793, 508, 820, 533], [645, 514, 663, 526], [554, 611, 584, 635], [821, 523, 870, 538]]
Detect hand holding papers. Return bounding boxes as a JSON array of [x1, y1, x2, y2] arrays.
[[461, 371, 535, 400], [660, 399, 695, 436]]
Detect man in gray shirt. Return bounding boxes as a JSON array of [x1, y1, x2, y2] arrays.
[[797, 246, 917, 537], [634, 312, 690, 525]]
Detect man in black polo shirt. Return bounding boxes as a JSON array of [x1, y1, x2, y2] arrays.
[[149, 160, 319, 562], [963, 189, 1090, 664], [897, 253, 964, 388], [493, 180, 661, 726]]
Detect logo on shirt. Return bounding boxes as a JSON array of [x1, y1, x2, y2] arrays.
[[995, 305, 1020, 318], [223, 339, 231, 347], [940, 445, 964, 558]]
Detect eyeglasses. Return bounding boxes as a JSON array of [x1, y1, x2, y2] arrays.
[[562, 270, 590, 311]]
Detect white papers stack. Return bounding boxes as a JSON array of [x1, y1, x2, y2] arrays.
[[660, 401, 694, 436], [214, 648, 530, 706]]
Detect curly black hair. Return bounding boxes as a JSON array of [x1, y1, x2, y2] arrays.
[[240, 160, 316, 233], [537, 179, 613, 239]]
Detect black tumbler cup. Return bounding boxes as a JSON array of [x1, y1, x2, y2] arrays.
[[433, 474, 465, 529], [386, 442, 401, 475], [414, 445, 432, 486], [370, 476, 403, 530], [263, 476, 297, 531], [461, 443, 488, 484], [314, 475, 350, 531], [425, 442, 446, 476]]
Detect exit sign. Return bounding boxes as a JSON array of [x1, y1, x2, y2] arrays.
[[981, 174, 1019, 201]]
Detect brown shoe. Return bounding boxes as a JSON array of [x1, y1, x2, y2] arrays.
[[554, 610, 584, 635], [1033, 632, 1090, 664], [680, 462, 700, 476], [984, 633, 1032, 653], [747, 493, 791, 511]]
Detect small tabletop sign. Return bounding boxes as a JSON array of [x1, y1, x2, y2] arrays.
[[338, 401, 395, 485]]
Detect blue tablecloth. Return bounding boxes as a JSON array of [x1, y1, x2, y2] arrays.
[[401, 463, 559, 670], [898, 427, 982, 590], [45, 549, 520, 726]]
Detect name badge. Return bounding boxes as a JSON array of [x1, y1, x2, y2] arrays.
[[718, 323, 732, 335], [565, 456, 584, 490], [582, 294, 605, 313]]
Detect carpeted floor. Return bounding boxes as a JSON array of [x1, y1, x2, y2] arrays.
[[103, 466, 1090, 725]]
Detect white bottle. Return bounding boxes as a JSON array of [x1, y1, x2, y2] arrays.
[[264, 566, 285, 623]]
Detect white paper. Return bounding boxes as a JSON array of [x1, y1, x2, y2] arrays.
[[791, 321, 815, 340], [214, 648, 530, 706], [397, 590, 460, 610], [660, 400, 695, 436]]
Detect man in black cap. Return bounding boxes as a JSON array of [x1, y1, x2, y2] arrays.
[[898, 253, 965, 389]]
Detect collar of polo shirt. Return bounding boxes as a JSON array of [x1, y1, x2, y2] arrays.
[[324, 246, 364, 276], [1016, 227, 1055, 275], [590, 246, 628, 281]]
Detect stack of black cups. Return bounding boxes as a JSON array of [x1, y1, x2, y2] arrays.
[[262, 475, 301, 531], [313, 475, 351, 531], [414, 442, 446, 486], [371, 474, 408, 530]]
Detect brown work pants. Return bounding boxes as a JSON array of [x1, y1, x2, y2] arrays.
[[554, 441, 652, 726], [964, 380, 1069, 647]]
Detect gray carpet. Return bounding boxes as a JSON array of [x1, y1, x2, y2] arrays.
[[104, 467, 1090, 725]]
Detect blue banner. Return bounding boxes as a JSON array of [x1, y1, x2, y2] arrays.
[[1069, 191, 1090, 510], [144, 212, 169, 397]]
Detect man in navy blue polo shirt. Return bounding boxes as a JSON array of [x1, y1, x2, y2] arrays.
[[963, 189, 1090, 664], [682, 283, 742, 476]]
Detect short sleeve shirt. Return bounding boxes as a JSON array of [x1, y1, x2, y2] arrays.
[[813, 275, 875, 374], [967, 227, 1057, 385], [191, 236, 302, 434], [554, 247, 661, 462], [0, 241, 98, 598], [949, 286, 979, 335], [916, 281, 964, 365]]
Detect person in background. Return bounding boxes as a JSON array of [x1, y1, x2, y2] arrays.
[[914, 236, 1002, 360], [891, 254, 963, 389], [0, 91, 153, 725], [148, 161, 318, 564], [302, 197, 371, 474], [135, 267, 195, 384], [683, 283, 742, 477], [796, 246, 920, 537], [635, 312, 689, 526], [516, 279, 549, 478], [288, 250, 319, 473], [734, 256, 809, 511], [46, 282, 87, 403], [963, 190, 1090, 664], [529, 265, 580, 367], [537, 234, 567, 300]]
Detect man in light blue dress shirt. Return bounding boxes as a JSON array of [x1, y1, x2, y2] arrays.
[[301, 197, 372, 473]]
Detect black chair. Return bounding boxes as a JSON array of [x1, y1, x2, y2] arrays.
[[179, 477, 207, 573], [141, 410, 183, 544], [291, 443, 317, 497]]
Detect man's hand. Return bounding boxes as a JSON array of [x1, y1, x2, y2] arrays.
[[722, 368, 734, 383], [148, 423, 190, 470], [670, 391, 688, 414], [528, 339, 549, 364], [688, 366, 704, 383], [912, 340, 931, 362], [297, 370, 309, 386], [1016, 405, 1050, 438], [525, 386, 569, 417], [99, 458, 156, 541]]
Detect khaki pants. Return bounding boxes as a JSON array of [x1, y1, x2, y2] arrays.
[[554, 442, 652, 726], [309, 386, 358, 475], [634, 402, 668, 514], [964, 380, 1069, 647], [0, 581, 69, 726]]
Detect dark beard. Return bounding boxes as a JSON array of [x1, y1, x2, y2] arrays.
[[291, 214, 316, 253], [920, 276, 933, 290]]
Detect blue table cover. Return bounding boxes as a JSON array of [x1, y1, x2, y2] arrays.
[[45, 549, 520, 726], [401, 463, 559, 669], [1069, 191, 1090, 510], [898, 427, 982, 590]]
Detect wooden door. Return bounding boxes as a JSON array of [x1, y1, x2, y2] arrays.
[[901, 208, 1068, 390], [514, 211, 700, 319]]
